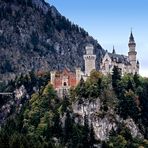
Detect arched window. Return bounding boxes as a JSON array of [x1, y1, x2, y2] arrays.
[[64, 82, 67, 86]]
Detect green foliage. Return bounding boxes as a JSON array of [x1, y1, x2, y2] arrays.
[[112, 66, 121, 95], [14, 71, 50, 94], [118, 90, 140, 120], [82, 115, 90, 147], [43, 83, 56, 98], [108, 135, 127, 148], [1, 70, 148, 147], [75, 71, 106, 99], [106, 127, 148, 148], [63, 111, 74, 143], [52, 111, 63, 138], [75, 78, 87, 98]]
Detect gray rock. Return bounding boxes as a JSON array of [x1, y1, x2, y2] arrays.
[[72, 98, 143, 141]]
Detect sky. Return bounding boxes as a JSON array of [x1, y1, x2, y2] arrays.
[[46, 0, 148, 77]]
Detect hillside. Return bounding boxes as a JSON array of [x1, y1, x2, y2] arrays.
[[0, 69, 148, 147], [0, 0, 104, 80]]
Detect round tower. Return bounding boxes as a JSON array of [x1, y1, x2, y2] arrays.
[[75, 67, 81, 85], [83, 44, 96, 76], [50, 71, 56, 86], [128, 31, 137, 74]]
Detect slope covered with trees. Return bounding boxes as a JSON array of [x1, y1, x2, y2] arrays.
[[0, 67, 148, 147]]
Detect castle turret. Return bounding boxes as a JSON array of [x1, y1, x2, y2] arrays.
[[128, 31, 137, 74], [112, 46, 116, 54], [83, 44, 96, 76], [76, 67, 81, 85], [50, 71, 56, 86]]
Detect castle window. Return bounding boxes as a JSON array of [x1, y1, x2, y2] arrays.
[[64, 82, 67, 86]]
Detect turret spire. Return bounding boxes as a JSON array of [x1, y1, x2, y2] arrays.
[[129, 29, 135, 42], [112, 45, 116, 54], [128, 30, 136, 47]]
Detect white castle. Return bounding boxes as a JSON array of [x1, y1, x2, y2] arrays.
[[77, 31, 139, 79], [50, 31, 139, 97], [100, 31, 139, 75]]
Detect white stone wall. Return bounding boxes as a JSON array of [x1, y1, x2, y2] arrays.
[[84, 55, 96, 76], [76, 68, 82, 85], [100, 51, 139, 75], [50, 71, 56, 85], [83, 45, 96, 76]]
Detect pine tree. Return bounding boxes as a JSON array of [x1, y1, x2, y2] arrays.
[[89, 123, 96, 147], [112, 66, 121, 95], [75, 78, 87, 98], [133, 73, 141, 87], [82, 114, 90, 147], [64, 111, 73, 143], [52, 112, 63, 138], [127, 79, 134, 92]]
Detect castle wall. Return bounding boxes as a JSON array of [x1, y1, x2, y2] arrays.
[[84, 55, 96, 76]]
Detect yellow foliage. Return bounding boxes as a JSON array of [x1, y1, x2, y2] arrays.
[[138, 146, 144, 148], [86, 70, 103, 86]]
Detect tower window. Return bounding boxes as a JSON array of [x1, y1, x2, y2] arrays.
[[64, 82, 67, 86]]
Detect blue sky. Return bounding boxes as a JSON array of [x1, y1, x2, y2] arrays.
[[46, 0, 148, 77]]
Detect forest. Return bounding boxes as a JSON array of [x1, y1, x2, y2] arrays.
[[0, 66, 148, 147]]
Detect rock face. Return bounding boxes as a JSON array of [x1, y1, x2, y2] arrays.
[[0, 85, 28, 124], [72, 98, 143, 141], [0, 0, 104, 81]]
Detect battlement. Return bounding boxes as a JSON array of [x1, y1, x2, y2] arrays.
[[85, 44, 94, 55]]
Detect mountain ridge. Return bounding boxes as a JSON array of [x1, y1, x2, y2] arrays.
[[0, 0, 104, 81]]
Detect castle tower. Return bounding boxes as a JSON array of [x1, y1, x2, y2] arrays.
[[76, 67, 81, 85], [112, 46, 116, 54], [50, 71, 56, 86], [128, 31, 137, 74], [83, 44, 96, 76]]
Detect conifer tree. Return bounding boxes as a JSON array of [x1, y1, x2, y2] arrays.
[[75, 77, 87, 98], [112, 66, 121, 95], [89, 123, 96, 147], [133, 73, 141, 87], [127, 79, 134, 92], [52, 111, 63, 138], [82, 114, 90, 147], [64, 111, 73, 143]]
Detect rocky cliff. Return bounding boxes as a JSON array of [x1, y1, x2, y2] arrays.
[[0, 0, 104, 80], [72, 98, 143, 141]]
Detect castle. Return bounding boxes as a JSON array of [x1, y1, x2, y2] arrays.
[[50, 44, 96, 97], [100, 31, 139, 75], [50, 31, 139, 97]]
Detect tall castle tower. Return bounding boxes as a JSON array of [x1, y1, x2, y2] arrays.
[[128, 31, 138, 74], [50, 71, 56, 86], [83, 44, 96, 76], [76, 67, 81, 85]]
